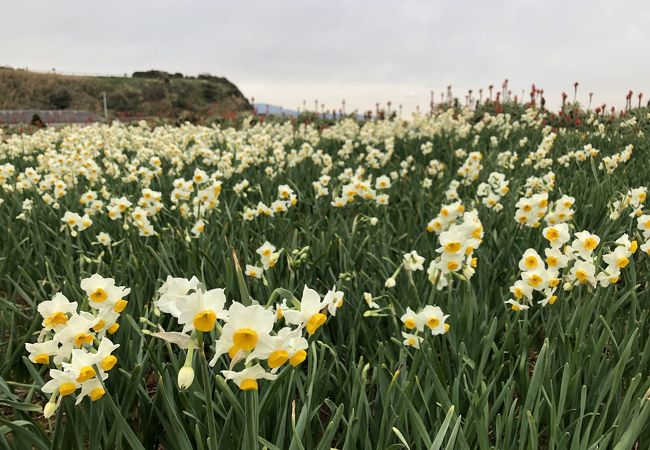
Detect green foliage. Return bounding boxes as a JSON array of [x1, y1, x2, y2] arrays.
[[0, 108, 649, 449]]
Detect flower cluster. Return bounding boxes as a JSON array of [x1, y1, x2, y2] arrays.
[[444, 180, 461, 201], [427, 210, 483, 290], [522, 171, 556, 197], [426, 201, 465, 234], [496, 150, 518, 170], [596, 234, 637, 287], [79, 190, 105, 216], [400, 305, 450, 349], [544, 195, 575, 225], [557, 144, 600, 167], [255, 241, 281, 270], [107, 196, 133, 220], [506, 224, 570, 310], [636, 214, 650, 255], [137, 188, 164, 215], [0, 162, 16, 187], [312, 174, 331, 197], [599, 144, 633, 174], [61, 211, 93, 236], [154, 277, 341, 390], [330, 173, 391, 208], [609, 187, 647, 219], [515, 193, 548, 227], [457, 151, 482, 185], [243, 184, 297, 220], [476, 172, 510, 210], [522, 132, 556, 169], [506, 226, 637, 310], [426, 159, 446, 178], [130, 205, 158, 237], [25, 275, 128, 418]]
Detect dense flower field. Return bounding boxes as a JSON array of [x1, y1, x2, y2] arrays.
[[1, 106, 649, 449]]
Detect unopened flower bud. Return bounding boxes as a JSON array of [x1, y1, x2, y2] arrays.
[[43, 401, 57, 419], [178, 366, 195, 389]]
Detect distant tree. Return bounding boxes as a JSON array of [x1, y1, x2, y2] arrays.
[[49, 87, 72, 109], [133, 70, 172, 81]]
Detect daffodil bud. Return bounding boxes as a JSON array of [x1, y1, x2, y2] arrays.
[[370, 217, 378, 225], [178, 366, 194, 389], [43, 401, 58, 419], [385, 278, 396, 288]]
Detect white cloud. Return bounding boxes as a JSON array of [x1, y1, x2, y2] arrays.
[[2, 0, 649, 113]]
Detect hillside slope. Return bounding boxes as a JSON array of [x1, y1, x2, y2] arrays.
[[0, 68, 252, 122]]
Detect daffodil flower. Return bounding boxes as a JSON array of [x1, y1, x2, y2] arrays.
[[402, 251, 425, 272], [518, 249, 544, 272], [75, 376, 108, 404], [569, 260, 597, 286], [400, 307, 424, 331], [25, 340, 59, 365], [323, 287, 344, 316], [155, 276, 201, 317], [80, 274, 116, 308], [62, 349, 99, 383], [221, 364, 278, 390], [247, 327, 307, 371], [542, 223, 570, 248], [96, 337, 120, 372], [602, 245, 632, 270], [37, 293, 77, 331], [363, 292, 379, 309], [571, 231, 600, 260], [53, 313, 99, 348], [176, 288, 229, 333], [505, 299, 530, 311], [245, 264, 263, 279], [402, 332, 423, 349], [209, 303, 275, 366], [419, 305, 449, 335], [41, 369, 80, 398], [282, 286, 327, 336]]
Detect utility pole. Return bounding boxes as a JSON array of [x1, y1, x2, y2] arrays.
[[101, 92, 108, 122]]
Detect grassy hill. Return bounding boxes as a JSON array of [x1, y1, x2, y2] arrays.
[[0, 67, 252, 122]]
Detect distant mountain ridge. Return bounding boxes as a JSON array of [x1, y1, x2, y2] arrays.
[[253, 103, 361, 119], [253, 103, 298, 116]]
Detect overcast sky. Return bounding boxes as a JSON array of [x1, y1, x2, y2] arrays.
[[3, 1, 649, 114]]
